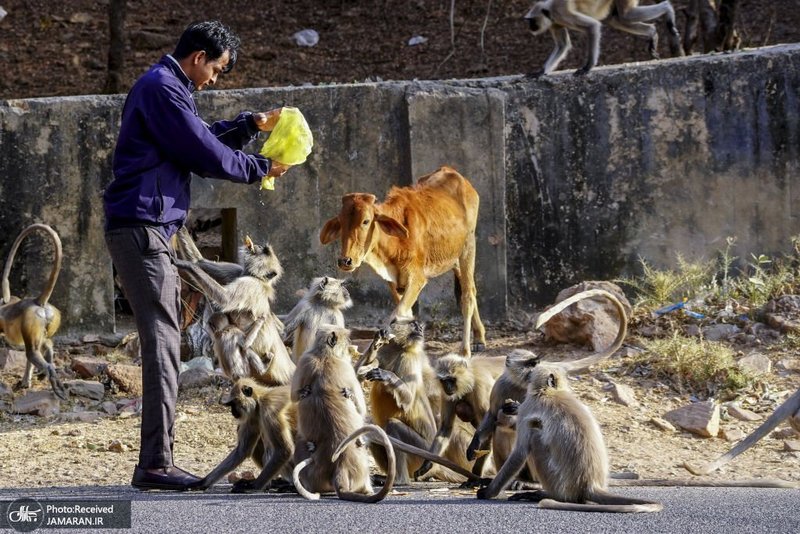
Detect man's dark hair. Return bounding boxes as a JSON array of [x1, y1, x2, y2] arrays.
[[173, 20, 241, 73]]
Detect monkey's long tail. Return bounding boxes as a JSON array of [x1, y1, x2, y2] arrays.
[[539, 493, 663, 514], [534, 289, 628, 374], [387, 437, 482, 482], [683, 387, 800, 476], [331, 424, 396, 503], [2, 224, 62, 307], [292, 458, 320, 501], [174, 226, 204, 262]]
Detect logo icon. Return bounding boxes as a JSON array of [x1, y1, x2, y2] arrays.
[[6, 498, 44, 532]]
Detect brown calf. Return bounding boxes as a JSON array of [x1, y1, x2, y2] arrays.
[[320, 166, 486, 356]]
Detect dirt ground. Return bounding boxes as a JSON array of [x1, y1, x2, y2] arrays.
[[1, 0, 799, 100], [1, 321, 798, 490]]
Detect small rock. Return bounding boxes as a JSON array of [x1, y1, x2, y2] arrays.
[[107, 440, 127, 453], [408, 35, 428, 46], [81, 334, 100, 343], [609, 383, 638, 407], [0, 348, 26, 371], [721, 427, 746, 442], [664, 400, 720, 438], [185, 356, 214, 372], [784, 440, 800, 452], [650, 417, 677, 432], [737, 353, 772, 375], [70, 357, 108, 379], [178, 368, 220, 390], [69, 12, 92, 24], [702, 323, 741, 342], [777, 358, 800, 373], [106, 364, 143, 396], [59, 411, 103, 423], [65, 379, 105, 401], [12, 391, 61, 417], [726, 404, 763, 422], [100, 401, 118, 416], [67, 429, 83, 437], [771, 427, 798, 440]]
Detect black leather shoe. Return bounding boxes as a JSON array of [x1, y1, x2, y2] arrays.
[[131, 465, 202, 491]]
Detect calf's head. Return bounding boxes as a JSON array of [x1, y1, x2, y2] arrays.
[[320, 193, 409, 272]]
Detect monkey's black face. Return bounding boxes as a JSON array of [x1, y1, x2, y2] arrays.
[[440, 377, 457, 396]]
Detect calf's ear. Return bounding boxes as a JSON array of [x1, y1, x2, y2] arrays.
[[375, 214, 409, 239], [320, 217, 342, 244]]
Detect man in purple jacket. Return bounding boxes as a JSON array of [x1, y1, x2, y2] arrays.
[[103, 20, 289, 491]]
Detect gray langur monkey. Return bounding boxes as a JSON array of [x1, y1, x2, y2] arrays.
[[175, 236, 295, 386], [477, 362, 663, 512], [0, 224, 67, 400], [524, 0, 682, 76], [363, 320, 481, 484], [282, 276, 352, 363], [414, 353, 505, 481], [468, 288, 628, 485], [291, 325, 396, 503], [197, 378, 297, 493]]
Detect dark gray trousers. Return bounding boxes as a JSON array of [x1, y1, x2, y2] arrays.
[[105, 226, 182, 469]]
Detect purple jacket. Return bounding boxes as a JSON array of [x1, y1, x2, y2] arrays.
[[103, 55, 271, 237]]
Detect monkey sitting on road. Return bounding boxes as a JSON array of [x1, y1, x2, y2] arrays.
[[414, 353, 505, 481], [0, 224, 67, 400], [477, 362, 662, 512], [292, 325, 396, 502], [175, 236, 295, 386], [282, 276, 352, 363], [197, 378, 297, 493], [524, 0, 682, 76]]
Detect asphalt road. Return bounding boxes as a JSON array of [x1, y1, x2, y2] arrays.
[[1, 483, 798, 534]]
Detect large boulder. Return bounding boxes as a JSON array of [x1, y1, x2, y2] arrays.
[[539, 281, 632, 351]]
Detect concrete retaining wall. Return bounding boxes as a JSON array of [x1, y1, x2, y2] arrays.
[[1, 44, 799, 333]]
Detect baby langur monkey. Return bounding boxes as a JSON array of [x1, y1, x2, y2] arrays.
[[206, 313, 268, 382], [477, 362, 662, 512], [524, 0, 682, 76], [282, 276, 352, 363], [0, 224, 67, 400], [197, 378, 297, 493], [175, 234, 295, 386], [291, 325, 396, 502]]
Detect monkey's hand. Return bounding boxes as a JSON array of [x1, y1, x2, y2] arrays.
[[501, 399, 520, 415], [298, 384, 312, 399], [476, 479, 494, 500], [372, 328, 394, 348], [342, 387, 354, 400], [413, 460, 433, 480], [364, 368, 391, 383], [231, 479, 258, 494], [306, 441, 316, 453], [466, 435, 480, 462]]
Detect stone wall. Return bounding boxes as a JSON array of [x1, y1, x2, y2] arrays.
[[1, 44, 799, 333]]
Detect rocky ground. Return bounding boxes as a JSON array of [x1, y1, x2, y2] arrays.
[[1, 314, 798, 490]]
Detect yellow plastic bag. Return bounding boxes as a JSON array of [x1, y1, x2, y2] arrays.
[[259, 106, 313, 165], [259, 107, 313, 190]]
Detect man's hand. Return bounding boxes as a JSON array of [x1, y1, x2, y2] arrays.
[[254, 108, 282, 132], [267, 161, 291, 178]]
